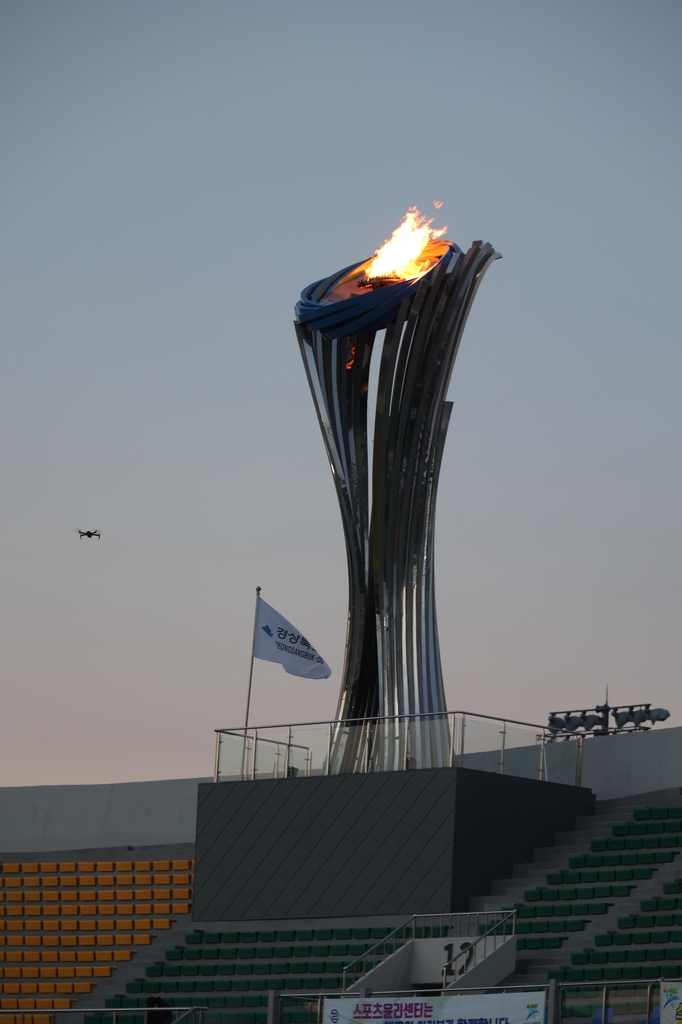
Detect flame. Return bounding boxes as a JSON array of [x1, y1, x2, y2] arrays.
[[364, 207, 447, 282], [433, 200, 443, 209]]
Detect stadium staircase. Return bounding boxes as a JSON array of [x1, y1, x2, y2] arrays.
[[0, 855, 194, 1016], [471, 797, 682, 987]]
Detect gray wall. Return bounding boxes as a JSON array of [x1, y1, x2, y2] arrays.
[[0, 726, 674, 857], [460, 726, 682, 800], [581, 726, 682, 800], [0, 777, 209, 852], [193, 767, 594, 921]]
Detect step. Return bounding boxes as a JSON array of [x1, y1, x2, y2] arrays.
[[71, 915, 193, 1011]]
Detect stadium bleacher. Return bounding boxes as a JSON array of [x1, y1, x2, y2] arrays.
[[71, 802, 682, 1018], [0, 858, 193, 1012], [478, 803, 682, 984], [3, 767, 681, 1024]]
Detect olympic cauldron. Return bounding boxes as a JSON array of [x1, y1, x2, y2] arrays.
[[295, 221, 500, 770]]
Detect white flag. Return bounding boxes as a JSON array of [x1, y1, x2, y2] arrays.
[[253, 598, 331, 679]]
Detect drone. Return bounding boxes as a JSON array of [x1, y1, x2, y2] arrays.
[[78, 530, 101, 540]]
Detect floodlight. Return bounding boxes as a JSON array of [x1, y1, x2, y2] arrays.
[[582, 714, 602, 730], [547, 699, 669, 741]]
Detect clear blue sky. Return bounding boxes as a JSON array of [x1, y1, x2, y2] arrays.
[[1, 1, 680, 785]]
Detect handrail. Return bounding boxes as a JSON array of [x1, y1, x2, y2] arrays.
[[341, 911, 513, 991], [0, 1012, 197, 1020], [341, 914, 413, 987], [441, 909, 517, 987], [216, 709, 551, 734]]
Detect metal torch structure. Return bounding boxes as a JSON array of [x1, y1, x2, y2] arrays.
[[295, 237, 500, 769]]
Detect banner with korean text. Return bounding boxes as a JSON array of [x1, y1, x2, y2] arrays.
[[323, 992, 545, 1024], [661, 982, 681, 1024]]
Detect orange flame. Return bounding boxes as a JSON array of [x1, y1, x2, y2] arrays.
[[365, 207, 447, 282]]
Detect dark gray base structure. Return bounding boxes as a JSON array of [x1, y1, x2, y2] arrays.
[[193, 768, 594, 922]]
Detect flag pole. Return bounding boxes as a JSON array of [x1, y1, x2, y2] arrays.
[[244, 586, 261, 731]]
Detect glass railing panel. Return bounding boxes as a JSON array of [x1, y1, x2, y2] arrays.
[[366, 717, 407, 773], [459, 716, 504, 772], [329, 720, 376, 775], [544, 737, 579, 785], [285, 725, 330, 777], [407, 714, 451, 769], [216, 731, 252, 781], [252, 727, 291, 780], [501, 724, 544, 781]]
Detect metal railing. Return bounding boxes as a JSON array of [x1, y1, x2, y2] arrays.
[[272, 979, 661, 1024], [341, 911, 516, 991], [560, 979, 660, 1024], [441, 909, 517, 986], [0, 1009, 197, 1024], [0, 981, 662, 1024], [215, 710, 584, 786]]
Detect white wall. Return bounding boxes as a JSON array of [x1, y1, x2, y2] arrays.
[[0, 777, 210, 852]]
